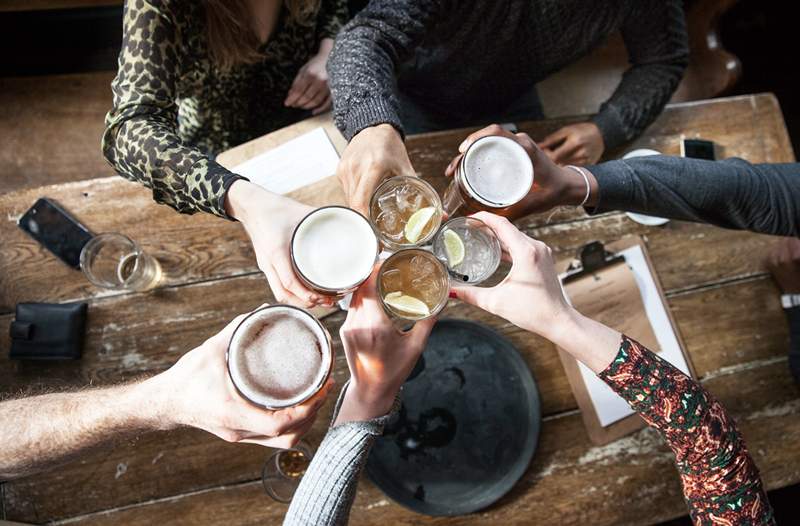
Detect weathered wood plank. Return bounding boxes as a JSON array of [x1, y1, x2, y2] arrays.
[[1, 94, 792, 314], [1, 276, 790, 522], [43, 360, 800, 526]]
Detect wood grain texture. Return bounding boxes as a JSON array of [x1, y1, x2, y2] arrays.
[[1, 276, 791, 523], [39, 359, 800, 526], [0, 95, 791, 313], [1, 94, 797, 525]]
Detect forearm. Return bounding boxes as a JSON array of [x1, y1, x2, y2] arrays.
[[0, 376, 170, 480], [585, 157, 800, 236], [545, 312, 773, 524], [594, 0, 687, 148], [329, 0, 446, 140], [284, 382, 398, 526]]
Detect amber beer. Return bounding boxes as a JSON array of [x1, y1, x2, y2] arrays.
[[291, 206, 380, 297], [378, 249, 450, 321], [227, 305, 333, 409], [443, 136, 534, 217]]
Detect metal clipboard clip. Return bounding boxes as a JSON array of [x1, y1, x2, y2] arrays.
[[561, 241, 625, 285]]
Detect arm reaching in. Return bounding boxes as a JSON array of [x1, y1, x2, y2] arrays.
[[448, 125, 800, 236], [0, 311, 331, 480], [452, 212, 775, 525], [284, 267, 435, 525]]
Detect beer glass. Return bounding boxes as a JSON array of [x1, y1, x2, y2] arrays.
[[79, 233, 162, 292], [262, 440, 314, 503], [369, 175, 443, 251], [443, 136, 533, 217], [432, 217, 501, 285], [290, 206, 380, 298], [226, 304, 334, 410], [378, 248, 450, 322]]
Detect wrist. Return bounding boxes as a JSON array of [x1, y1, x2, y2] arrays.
[[559, 166, 599, 208], [335, 379, 398, 425]]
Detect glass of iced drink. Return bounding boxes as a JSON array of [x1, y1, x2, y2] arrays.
[[369, 175, 443, 251], [378, 248, 449, 321], [432, 217, 501, 285]]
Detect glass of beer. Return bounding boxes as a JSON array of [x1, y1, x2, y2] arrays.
[[79, 233, 162, 292], [443, 136, 533, 217], [378, 249, 450, 321], [226, 304, 334, 410], [369, 176, 443, 251], [291, 206, 380, 298], [432, 217, 501, 285], [261, 440, 313, 503]]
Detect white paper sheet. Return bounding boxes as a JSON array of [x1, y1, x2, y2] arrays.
[[230, 127, 340, 195], [567, 244, 691, 427]]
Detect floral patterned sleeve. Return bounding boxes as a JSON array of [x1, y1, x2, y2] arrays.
[[599, 336, 774, 525], [315, 0, 349, 41], [102, 0, 243, 219]]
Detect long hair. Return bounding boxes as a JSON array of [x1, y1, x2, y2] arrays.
[[205, 0, 321, 71]]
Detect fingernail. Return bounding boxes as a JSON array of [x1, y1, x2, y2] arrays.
[[449, 291, 458, 299]]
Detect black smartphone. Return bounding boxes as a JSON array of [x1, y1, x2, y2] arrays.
[[17, 198, 94, 269], [681, 138, 716, 160]]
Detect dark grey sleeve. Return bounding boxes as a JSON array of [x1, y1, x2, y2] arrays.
[[787, 307, 800, 384], [586, 156, 800, 237], [327, 0, 449, 141], [592, 0, 688, 149], [283, 382, 399, 526]]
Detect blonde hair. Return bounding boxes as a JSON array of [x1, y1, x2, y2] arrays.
[[205, 0, 321, 71]]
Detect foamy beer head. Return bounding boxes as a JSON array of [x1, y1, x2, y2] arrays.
[[227, 305, 333, 409], [461, 136, 534, 207], [291, 206, 379, 295]]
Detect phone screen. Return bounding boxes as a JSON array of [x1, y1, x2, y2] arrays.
[[682, 139, 716, 160], [17, 198, 94, 269]]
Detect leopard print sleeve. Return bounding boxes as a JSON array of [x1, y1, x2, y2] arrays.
[[599, 336, 774, 525], [316, 0, 349, 41], [102, 0, 243, 219]]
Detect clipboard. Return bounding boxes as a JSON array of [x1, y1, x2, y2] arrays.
[[557, 236, 695, 445]]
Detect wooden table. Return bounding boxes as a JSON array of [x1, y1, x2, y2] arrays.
[[1, 93, 798, 525]]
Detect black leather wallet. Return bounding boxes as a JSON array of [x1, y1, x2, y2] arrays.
[[9, 302, 88, 360]]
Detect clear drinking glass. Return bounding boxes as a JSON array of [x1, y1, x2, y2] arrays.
[[79, 233, 162, 292], [262, 440, 314, 503], [378, 248, 450, 322], [432, 217, 501, 285], [369, 176, 444, 251]]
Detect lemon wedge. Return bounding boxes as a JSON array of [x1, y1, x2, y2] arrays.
[[442, 229, 465, 267], [404, 206, 436, 244], [383, 294, 430, 317]]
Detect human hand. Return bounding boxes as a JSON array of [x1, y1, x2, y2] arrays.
[[335, 266, 436, 424], [766, 238, 800, 294], [444, 124, 599, 219], [450, 212, 574, 340], [152, 310, 333, 448], [285, 38, 334, 115], [539, 122, 605, 166], [337, 124, 416, 215], [226, 180, 332, 307]]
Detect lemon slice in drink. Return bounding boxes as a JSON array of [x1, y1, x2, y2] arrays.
[[404, 206, 436, 244], [383, 293, 431, 317], [442, 229, 465, 267]]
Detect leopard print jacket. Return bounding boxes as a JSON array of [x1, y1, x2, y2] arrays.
[[102, 0, 347, 218]]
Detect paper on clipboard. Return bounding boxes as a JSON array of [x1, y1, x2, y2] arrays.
[[230, 127, 340, 195], [565, 244, 691, 427]]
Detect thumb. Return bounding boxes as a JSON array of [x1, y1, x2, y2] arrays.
[[451, 285, 493, 311]]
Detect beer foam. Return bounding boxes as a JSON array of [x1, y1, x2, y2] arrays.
[[228, 306, 330, 408], [463, 136, 533, 206], [292, 207, 378, 289]]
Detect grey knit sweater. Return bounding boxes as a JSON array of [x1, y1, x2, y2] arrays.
[[283, 382, 399, 525], [328, 0, 688, 148]]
